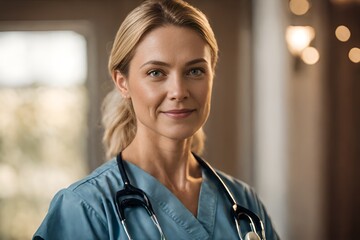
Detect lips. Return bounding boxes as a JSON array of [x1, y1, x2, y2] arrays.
[[162, 109, 195, 119]]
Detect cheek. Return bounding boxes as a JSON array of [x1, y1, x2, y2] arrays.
[[198, 82, 212, 106], [129, 82, 163, 113], [132, 86, 155, 101]]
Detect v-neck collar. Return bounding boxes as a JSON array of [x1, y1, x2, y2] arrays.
[[197, 167, 218, 237], [123, 160, 218, 239]]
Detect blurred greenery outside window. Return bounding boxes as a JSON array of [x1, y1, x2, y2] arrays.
[[0, 31, 88, 239]]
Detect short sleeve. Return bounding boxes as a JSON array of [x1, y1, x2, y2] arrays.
[[33, 189, 108, 240]]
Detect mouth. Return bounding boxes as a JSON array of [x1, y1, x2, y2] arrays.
[[162, 109, 196, 119]]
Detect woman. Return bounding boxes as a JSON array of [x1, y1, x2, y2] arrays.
[[33, 0, 279, 239]]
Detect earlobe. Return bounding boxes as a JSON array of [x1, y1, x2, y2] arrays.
[[113, 70, 130, 98]]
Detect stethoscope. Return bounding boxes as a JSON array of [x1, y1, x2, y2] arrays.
[[115, 152, 266, 240]]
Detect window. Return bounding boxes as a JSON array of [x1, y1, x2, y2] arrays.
[[0, 30, 88, 239]]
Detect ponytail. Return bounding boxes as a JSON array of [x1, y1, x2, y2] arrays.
[[101, 88, 136, 159]]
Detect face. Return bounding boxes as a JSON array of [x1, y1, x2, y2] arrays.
[[115, 25, 213, 142]]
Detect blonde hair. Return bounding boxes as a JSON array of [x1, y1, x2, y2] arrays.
[[102, 0, 218, 159]]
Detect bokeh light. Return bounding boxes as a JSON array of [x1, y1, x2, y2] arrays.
[[335, 25, 351, 42], [348, 47, 360, 63], [289, 0, 310, 16], [286, 26, 315, 55], [301, 47, 320, 65]]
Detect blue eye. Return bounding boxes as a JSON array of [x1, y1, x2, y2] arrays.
[[188, 68, 204, 77], [148, 70, 164, 77]]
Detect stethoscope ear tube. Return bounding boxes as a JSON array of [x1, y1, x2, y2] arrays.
[[193, 153, 265, 240], [115, 153, 166, 239], [194, 154, 237, 205], [117, 153, 130, 185]]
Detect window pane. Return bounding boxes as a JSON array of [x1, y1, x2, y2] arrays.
[[0, 31, 88, 239], [0, 31, 87, 87]]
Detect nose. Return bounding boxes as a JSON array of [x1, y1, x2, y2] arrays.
[[167, 74, 189, 101]]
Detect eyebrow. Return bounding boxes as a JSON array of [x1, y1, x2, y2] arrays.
[[140, 58, 209, 69]]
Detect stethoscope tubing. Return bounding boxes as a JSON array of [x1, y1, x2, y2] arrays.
[[193, 154, 265, 240], [115, 152, 265, 240]]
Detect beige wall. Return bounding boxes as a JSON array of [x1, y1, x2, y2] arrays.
[[286, 0, 328, 239]]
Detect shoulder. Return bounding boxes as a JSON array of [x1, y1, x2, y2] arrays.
[[34, 186, 110, 240], [214, 170, 259, 209], [57, 158, 121, 219], [33, 159, 121, 240], [213, 169, 281, 239], [68, 158, 120, 193]]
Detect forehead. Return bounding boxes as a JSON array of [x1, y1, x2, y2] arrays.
[[131, 25, 212, 66]]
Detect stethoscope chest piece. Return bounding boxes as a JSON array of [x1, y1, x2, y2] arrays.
[[245, 232, 261, 240]]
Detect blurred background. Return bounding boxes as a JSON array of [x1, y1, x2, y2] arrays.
[[0, 0, 359, 239]]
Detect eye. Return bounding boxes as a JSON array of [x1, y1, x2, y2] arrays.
[[187, 68, 204, 77], [147, 69, 164, 78]]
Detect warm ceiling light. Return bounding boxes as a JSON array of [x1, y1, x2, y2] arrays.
[[301, 47, 320, 65], [348, 47, 360, 63], [289, 0, 310, 15], [335, 25, 351, 42], [286, 26, 315, 55]]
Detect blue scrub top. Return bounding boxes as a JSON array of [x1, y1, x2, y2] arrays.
[[33, 159, 280, 240]]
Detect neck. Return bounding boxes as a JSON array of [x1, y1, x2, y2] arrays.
[[122, 134, 201, 190], [122, 132, 203, 216]]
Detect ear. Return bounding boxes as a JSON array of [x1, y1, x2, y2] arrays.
[[113, 70, 130, 98]]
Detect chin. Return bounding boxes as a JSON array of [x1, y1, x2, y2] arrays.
[[163, 127, 199, 141]]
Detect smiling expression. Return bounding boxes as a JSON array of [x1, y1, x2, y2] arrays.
[[115, 25, 214, 142]]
